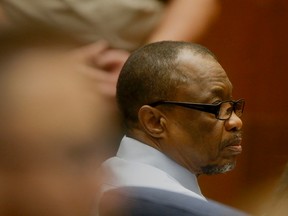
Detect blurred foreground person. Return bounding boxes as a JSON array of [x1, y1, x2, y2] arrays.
[[0, 27, 112, 216], [100, 41, 248, 215]]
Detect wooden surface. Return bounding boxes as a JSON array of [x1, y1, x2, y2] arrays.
[[198, 0, 288, 213]]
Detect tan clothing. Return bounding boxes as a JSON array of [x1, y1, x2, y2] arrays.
[[1, 0, 166, 50]]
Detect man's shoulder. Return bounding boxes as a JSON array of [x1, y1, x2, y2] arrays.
[[101, 156, 182, 191], [99, 187, 249, 216], [100, 140, 204, 199]]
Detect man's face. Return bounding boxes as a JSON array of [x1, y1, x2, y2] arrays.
[[161, 51, 243, 175], [0, 49, 107, 216]]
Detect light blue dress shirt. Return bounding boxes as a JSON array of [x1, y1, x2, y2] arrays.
[[101, 136, 206, 201]]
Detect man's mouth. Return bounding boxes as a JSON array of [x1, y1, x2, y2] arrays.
[[224, 136, 243, 155], [225, 145, 242, 154]]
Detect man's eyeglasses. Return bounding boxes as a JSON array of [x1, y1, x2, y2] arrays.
[[148, 99, 245, 120]]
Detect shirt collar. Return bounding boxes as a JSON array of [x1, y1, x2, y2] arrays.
[[116, 136, 203, 196]]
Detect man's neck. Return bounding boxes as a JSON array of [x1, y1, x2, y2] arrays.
[[126, 129, 163, 153]]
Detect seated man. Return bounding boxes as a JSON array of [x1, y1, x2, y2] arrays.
[[101, 41, 245, 201]]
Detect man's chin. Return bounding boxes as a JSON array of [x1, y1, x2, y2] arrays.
[[200, 162, 236, 175]]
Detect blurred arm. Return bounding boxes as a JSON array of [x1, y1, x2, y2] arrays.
[[147, 0, 221, 43], [0, 4, 11, 26]]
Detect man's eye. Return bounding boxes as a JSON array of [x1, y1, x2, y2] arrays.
[[225, 106, 233, 114], [212, 100, 222, 105]]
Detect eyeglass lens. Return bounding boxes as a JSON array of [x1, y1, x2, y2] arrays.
[[218, 101, 244, 120]]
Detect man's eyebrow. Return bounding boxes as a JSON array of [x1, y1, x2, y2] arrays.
[[210, 87, 225, 97], [210, 85, 233, 99]]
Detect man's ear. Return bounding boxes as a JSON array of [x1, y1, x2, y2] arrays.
[[138, 105, 167, 138]]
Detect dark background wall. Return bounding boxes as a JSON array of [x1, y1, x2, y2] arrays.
[[198, 0, 288, 213]]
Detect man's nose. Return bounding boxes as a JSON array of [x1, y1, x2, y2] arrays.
[[225, 111, 243, 131]]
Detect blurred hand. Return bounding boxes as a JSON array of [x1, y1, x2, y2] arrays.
[[70, 40, 130, 98], [94, 47, 130, 74]]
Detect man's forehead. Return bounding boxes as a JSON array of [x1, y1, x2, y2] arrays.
[[172, 50, 232, 101], [174, 49, 227, 81]]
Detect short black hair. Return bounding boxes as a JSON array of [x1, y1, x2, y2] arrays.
[[116, 41, 217, 130]]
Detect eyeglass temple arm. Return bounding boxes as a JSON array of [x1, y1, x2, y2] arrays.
[[149, 101, 220, 115]]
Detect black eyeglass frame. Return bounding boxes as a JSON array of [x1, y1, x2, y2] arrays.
[[148, 99, 245, 120]]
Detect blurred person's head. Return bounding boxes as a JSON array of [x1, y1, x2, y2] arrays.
[[117, 41, 244, 176], [260, 163, 288, 216], [0, 27, 110, 216]]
